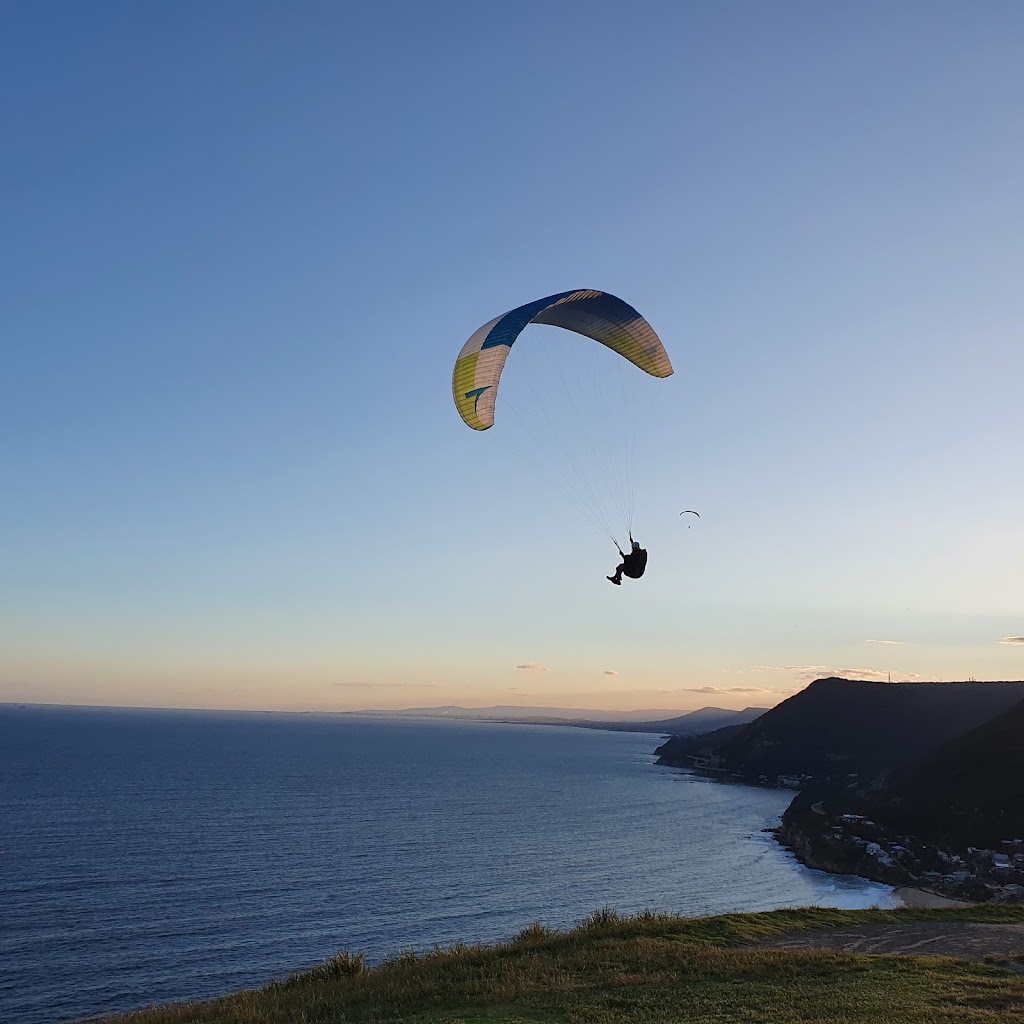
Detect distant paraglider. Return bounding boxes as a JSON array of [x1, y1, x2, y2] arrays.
[[679, 510, 700, 527]]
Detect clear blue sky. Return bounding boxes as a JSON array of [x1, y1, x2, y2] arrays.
[[3, 1, 1023, 712]]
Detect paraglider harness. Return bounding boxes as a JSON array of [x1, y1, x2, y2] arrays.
[[608, 536, 647, 585]]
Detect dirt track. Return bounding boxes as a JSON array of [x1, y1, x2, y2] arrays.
[[758, 922, 1024, 967]]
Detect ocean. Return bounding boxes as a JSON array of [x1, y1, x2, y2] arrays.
[[0, 704, 897, 1023]]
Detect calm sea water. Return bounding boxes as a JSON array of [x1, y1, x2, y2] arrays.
[[0, 705, 896, 1024]]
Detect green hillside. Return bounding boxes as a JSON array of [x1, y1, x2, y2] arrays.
[[91, 906, 1024, 1024]]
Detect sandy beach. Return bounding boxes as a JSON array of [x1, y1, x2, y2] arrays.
[[894, 886, 975, 909]]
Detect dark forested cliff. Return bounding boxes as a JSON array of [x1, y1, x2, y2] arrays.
[[656, 677, 1024, 786]]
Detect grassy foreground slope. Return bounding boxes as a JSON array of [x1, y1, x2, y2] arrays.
[[97, 906, 1024, 1024]]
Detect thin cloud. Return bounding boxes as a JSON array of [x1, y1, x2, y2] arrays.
[[516, 663, 549, 672], [866, 640, 904, 646], [753, 665, 923, 684], [1000, 637, 1024, 646], [753, 664, 830, 674], [838, 668, 924, 683], [603, 670, 620, 677], [683, 686, 796, 695], [331, 682, 439, 689], [752, 665, 830, 682]]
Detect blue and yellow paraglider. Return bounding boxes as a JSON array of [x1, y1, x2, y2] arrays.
[[452, 289, 673, 430], [452, 289, 673, 563]]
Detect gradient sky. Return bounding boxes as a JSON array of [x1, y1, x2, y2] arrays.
[[3, 1, 1023, 713]]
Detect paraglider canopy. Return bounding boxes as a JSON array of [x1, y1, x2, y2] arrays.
[[453, 289, 672, 430], [680, 510, 700, 527], [452, 288, 673, 554]]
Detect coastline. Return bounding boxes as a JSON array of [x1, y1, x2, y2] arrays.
[[775, 795, 1024, 904], [777, 812, 987, 906], [696, 779, 988, 905]]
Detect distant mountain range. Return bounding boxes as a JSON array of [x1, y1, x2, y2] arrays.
[[347, 704, 768, 735]]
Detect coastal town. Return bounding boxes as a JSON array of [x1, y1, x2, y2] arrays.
[[686, 755, 1024, 903], [778, 805, 1024, 904]]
